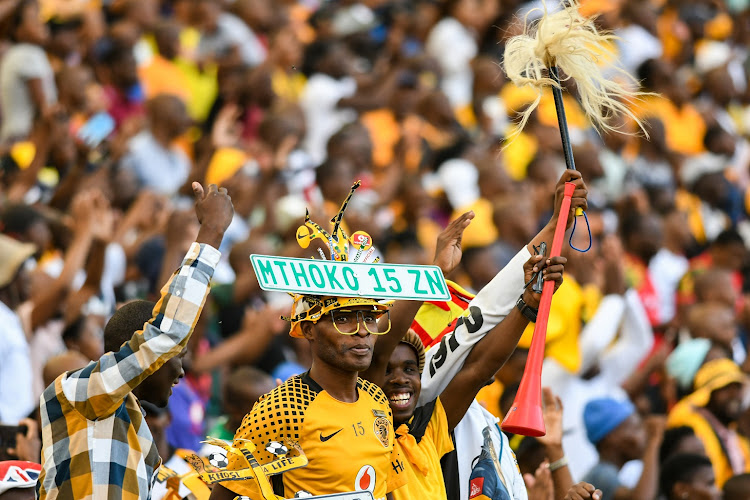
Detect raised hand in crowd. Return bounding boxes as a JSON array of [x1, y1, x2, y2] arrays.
[[113, 190, 170, 258], [156, 208, 201, 290], [191, 305, 285, 374], [536, 388, 574, 500], [24, 189, 105, 332], [193, 182, 235, 247], [211, 104, 243, 150], [433, 210, 476, 277], [526, 461, 555, 500], [564, 482, 602, 500]]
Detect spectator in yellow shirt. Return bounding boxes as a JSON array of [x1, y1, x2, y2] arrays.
[[667, 358, 750, 487]]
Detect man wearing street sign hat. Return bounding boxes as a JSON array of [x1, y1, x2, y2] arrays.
[[667, 358, 750, 487], [210, 182, 473, 500]]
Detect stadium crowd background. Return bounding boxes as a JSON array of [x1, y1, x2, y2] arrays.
[[2, 0, 750, 498]]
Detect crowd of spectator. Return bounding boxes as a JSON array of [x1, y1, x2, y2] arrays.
[[2, 0, 750, 498]]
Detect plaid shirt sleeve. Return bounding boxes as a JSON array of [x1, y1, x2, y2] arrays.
[[60, 242, 221, 420]]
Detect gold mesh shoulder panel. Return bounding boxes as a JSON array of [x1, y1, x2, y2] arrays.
[[233, 375, 319, 464], [357, 377, 388, 406]]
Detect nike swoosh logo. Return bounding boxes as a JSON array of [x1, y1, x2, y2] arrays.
[[319, 429, 343, 442]]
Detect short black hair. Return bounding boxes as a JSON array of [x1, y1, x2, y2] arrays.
[[659, 426, 697, 464], [0, 204, 44, 236], [659, 453, 713, 499], [315, 156, 354, 186], [225, 366, 273, 400], [636, 58, 661, 89], [703, 124, 728, 150], [47, 16, 83, 34], [712, 228, 744, 248], [461, 245, 493, 267], [92, 36, 133, 67], [104, 300, 156, 352], [326, 122, 369, 152], [62, 316, 86, 343], [307, 3, 337, 31], [619, 212, 660, 242], [301, 38, 338, 77]]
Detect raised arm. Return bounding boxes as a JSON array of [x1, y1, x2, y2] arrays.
[[536, 388, 575, 500], [419, 170, 588, 404], [26, 191, 113, 333], [360, 211, 474, 386], [440, 253, 567, 430], [60, 183, 233, 420]]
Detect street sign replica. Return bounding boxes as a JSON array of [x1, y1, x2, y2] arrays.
[[250, 180, 450, 302], [251, 255, 450, 302]]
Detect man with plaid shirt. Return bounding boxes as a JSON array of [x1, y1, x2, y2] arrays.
[[36, 183, 234, 500]]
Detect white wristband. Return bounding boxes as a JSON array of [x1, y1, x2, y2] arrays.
[[549, 456, 569, 472]]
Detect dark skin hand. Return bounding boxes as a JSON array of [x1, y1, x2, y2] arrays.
[[525, 461, 554, 500], [362, 210, 475, 387], [565, 482, 602, 500], [194, 182, 235, 249], [536, 388, 575, 500]]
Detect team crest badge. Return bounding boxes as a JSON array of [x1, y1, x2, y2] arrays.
[[373, 414, 390, 448]]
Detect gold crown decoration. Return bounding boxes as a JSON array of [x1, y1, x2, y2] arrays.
[[294, 180, 377, 264]]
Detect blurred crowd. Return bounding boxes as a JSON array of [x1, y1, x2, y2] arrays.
[[2, 0, 750, 498]]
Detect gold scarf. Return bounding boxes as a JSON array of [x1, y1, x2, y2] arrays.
[[395, 424, 430, 476]]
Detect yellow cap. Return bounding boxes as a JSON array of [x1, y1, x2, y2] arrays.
[[687, 358, 747, 407]]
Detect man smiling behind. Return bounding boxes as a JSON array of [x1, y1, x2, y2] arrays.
[[368, 254, 566, 500], [210, 194, 474, 500]]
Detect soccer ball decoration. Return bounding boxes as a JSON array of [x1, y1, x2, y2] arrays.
[[294, 491, 313, 498], [266, 441, 288, 457], [207, 451, 228, 469]]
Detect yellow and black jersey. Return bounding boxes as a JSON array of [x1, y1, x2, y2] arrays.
[[224, 373, 406, 499], [392, 398, 454, 500]]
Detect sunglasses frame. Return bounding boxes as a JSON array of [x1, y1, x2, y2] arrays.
[[323, 309, 391, 335]]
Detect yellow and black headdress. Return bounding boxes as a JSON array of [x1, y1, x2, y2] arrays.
[[286, 181, 390, 338]]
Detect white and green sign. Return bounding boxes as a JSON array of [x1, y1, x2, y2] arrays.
[[250, 255, 450, 301]]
